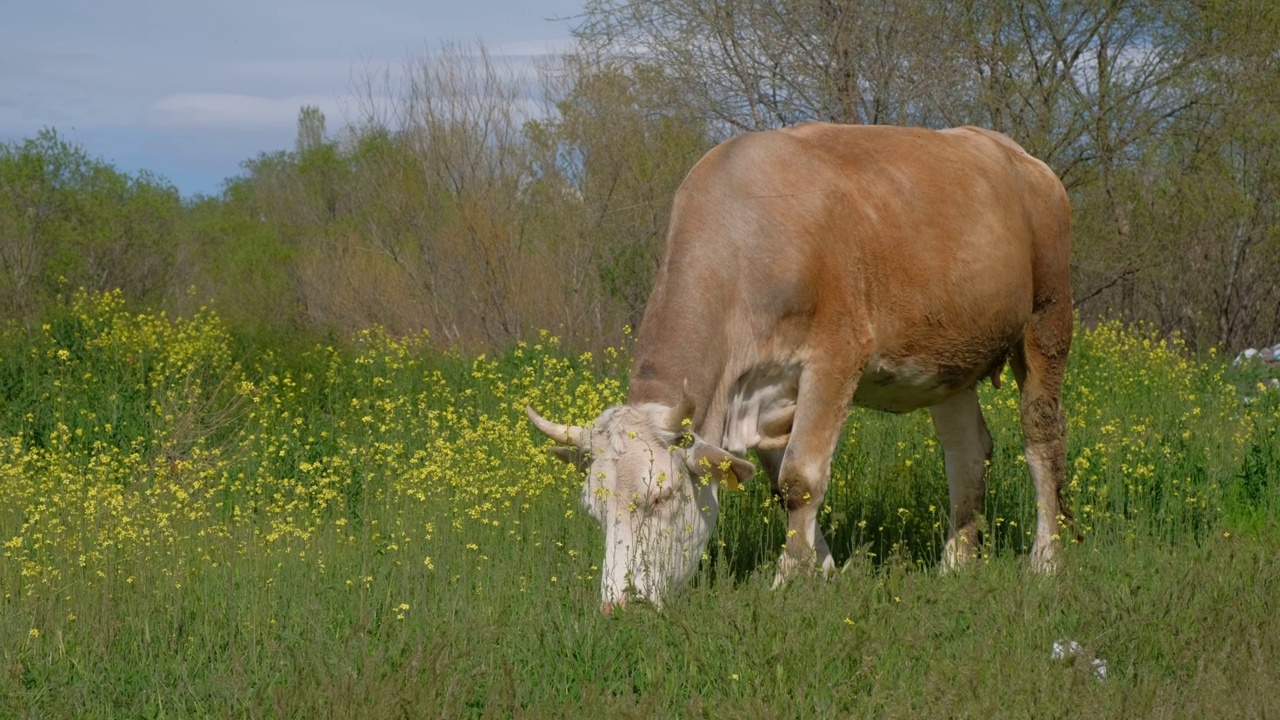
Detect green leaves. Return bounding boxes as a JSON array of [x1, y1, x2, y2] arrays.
[[0, 129, 182, 318]]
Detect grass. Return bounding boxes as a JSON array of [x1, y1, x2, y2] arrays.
[[1, 290, 1278, 717]]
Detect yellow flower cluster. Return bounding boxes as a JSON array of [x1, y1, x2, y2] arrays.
[[0, 295, 1268, 631], [1, 292, 625, 623], [1060, 320, 1245, 541]]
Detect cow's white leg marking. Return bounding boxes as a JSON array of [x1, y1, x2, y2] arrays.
[[928, 388, 992, 570], [1025, 442, 1061, 572]]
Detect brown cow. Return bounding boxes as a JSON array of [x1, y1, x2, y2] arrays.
[[529, 123, 1073, 612]]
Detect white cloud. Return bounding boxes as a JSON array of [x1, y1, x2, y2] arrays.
[[223, 59, 368, 88], [145, 94, 342, 131], [3, 0, 584, 195], [492, 38, 578, 58]]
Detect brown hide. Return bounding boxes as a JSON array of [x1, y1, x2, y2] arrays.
[[627, 123, 1071, 443]]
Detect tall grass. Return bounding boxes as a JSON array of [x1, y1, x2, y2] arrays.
[[2, 291, 1277, 717]]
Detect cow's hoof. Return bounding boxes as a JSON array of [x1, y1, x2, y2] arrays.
[[771, 553, 834, 588], [1030, 543, 1061, 575]]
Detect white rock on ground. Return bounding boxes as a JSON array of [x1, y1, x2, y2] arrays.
[[1051, 639, 1108, 680]]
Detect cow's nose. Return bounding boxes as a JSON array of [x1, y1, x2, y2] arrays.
[[601, 598, 627, 616]]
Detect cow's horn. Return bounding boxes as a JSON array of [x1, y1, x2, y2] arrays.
[[664, 382, 695, 432], [526, 406, 584, 446]]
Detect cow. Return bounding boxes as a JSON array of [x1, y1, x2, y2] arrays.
[[528, 123, 1073, 613]]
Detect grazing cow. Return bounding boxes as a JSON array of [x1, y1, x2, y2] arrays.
[[528, 123, 1073, 612]]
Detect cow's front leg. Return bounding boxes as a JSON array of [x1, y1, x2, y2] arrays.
[[771, 364, 858, 588], [928, 388, 992, 569]]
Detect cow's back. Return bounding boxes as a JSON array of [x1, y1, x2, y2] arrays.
[[631, 123, 1070, 420]]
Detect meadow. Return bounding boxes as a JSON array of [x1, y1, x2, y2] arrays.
[[2, 290, 1278, 718]]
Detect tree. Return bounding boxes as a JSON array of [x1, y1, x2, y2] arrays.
[[529, 55, 713, 336], [296, 105, 327, 154], [1099, 0, 1280, 348], [573, 0, 949, 130], [0, 129, 183, 321]]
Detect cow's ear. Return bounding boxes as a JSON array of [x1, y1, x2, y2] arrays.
[[548, 446, 590, 472], [684, 439, 755, 490]]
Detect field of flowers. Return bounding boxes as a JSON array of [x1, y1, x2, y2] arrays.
[[2, 290, 1278, 717]]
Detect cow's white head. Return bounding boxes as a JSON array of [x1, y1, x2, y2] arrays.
[[527, 396, 754, 612]]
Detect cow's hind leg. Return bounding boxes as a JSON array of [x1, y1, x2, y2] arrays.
[[928, 388, 992, 570], [1010, 305, 1074, 573], [771, 364, 856, 587]]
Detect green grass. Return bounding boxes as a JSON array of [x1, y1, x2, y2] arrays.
[[2, 292, 1278, 717]]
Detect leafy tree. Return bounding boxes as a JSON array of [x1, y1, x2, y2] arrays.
[[296, 105, 327, 154], [530, 56, 713, 335], [0, 129, 182, 321]]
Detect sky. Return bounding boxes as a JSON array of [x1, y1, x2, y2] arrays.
[[1, 0, 584, 197]]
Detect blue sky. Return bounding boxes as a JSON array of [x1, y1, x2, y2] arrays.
[[2, 1, 583, 197]]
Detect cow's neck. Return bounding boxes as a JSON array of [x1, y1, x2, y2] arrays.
[[625, 286, 730, 438]]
